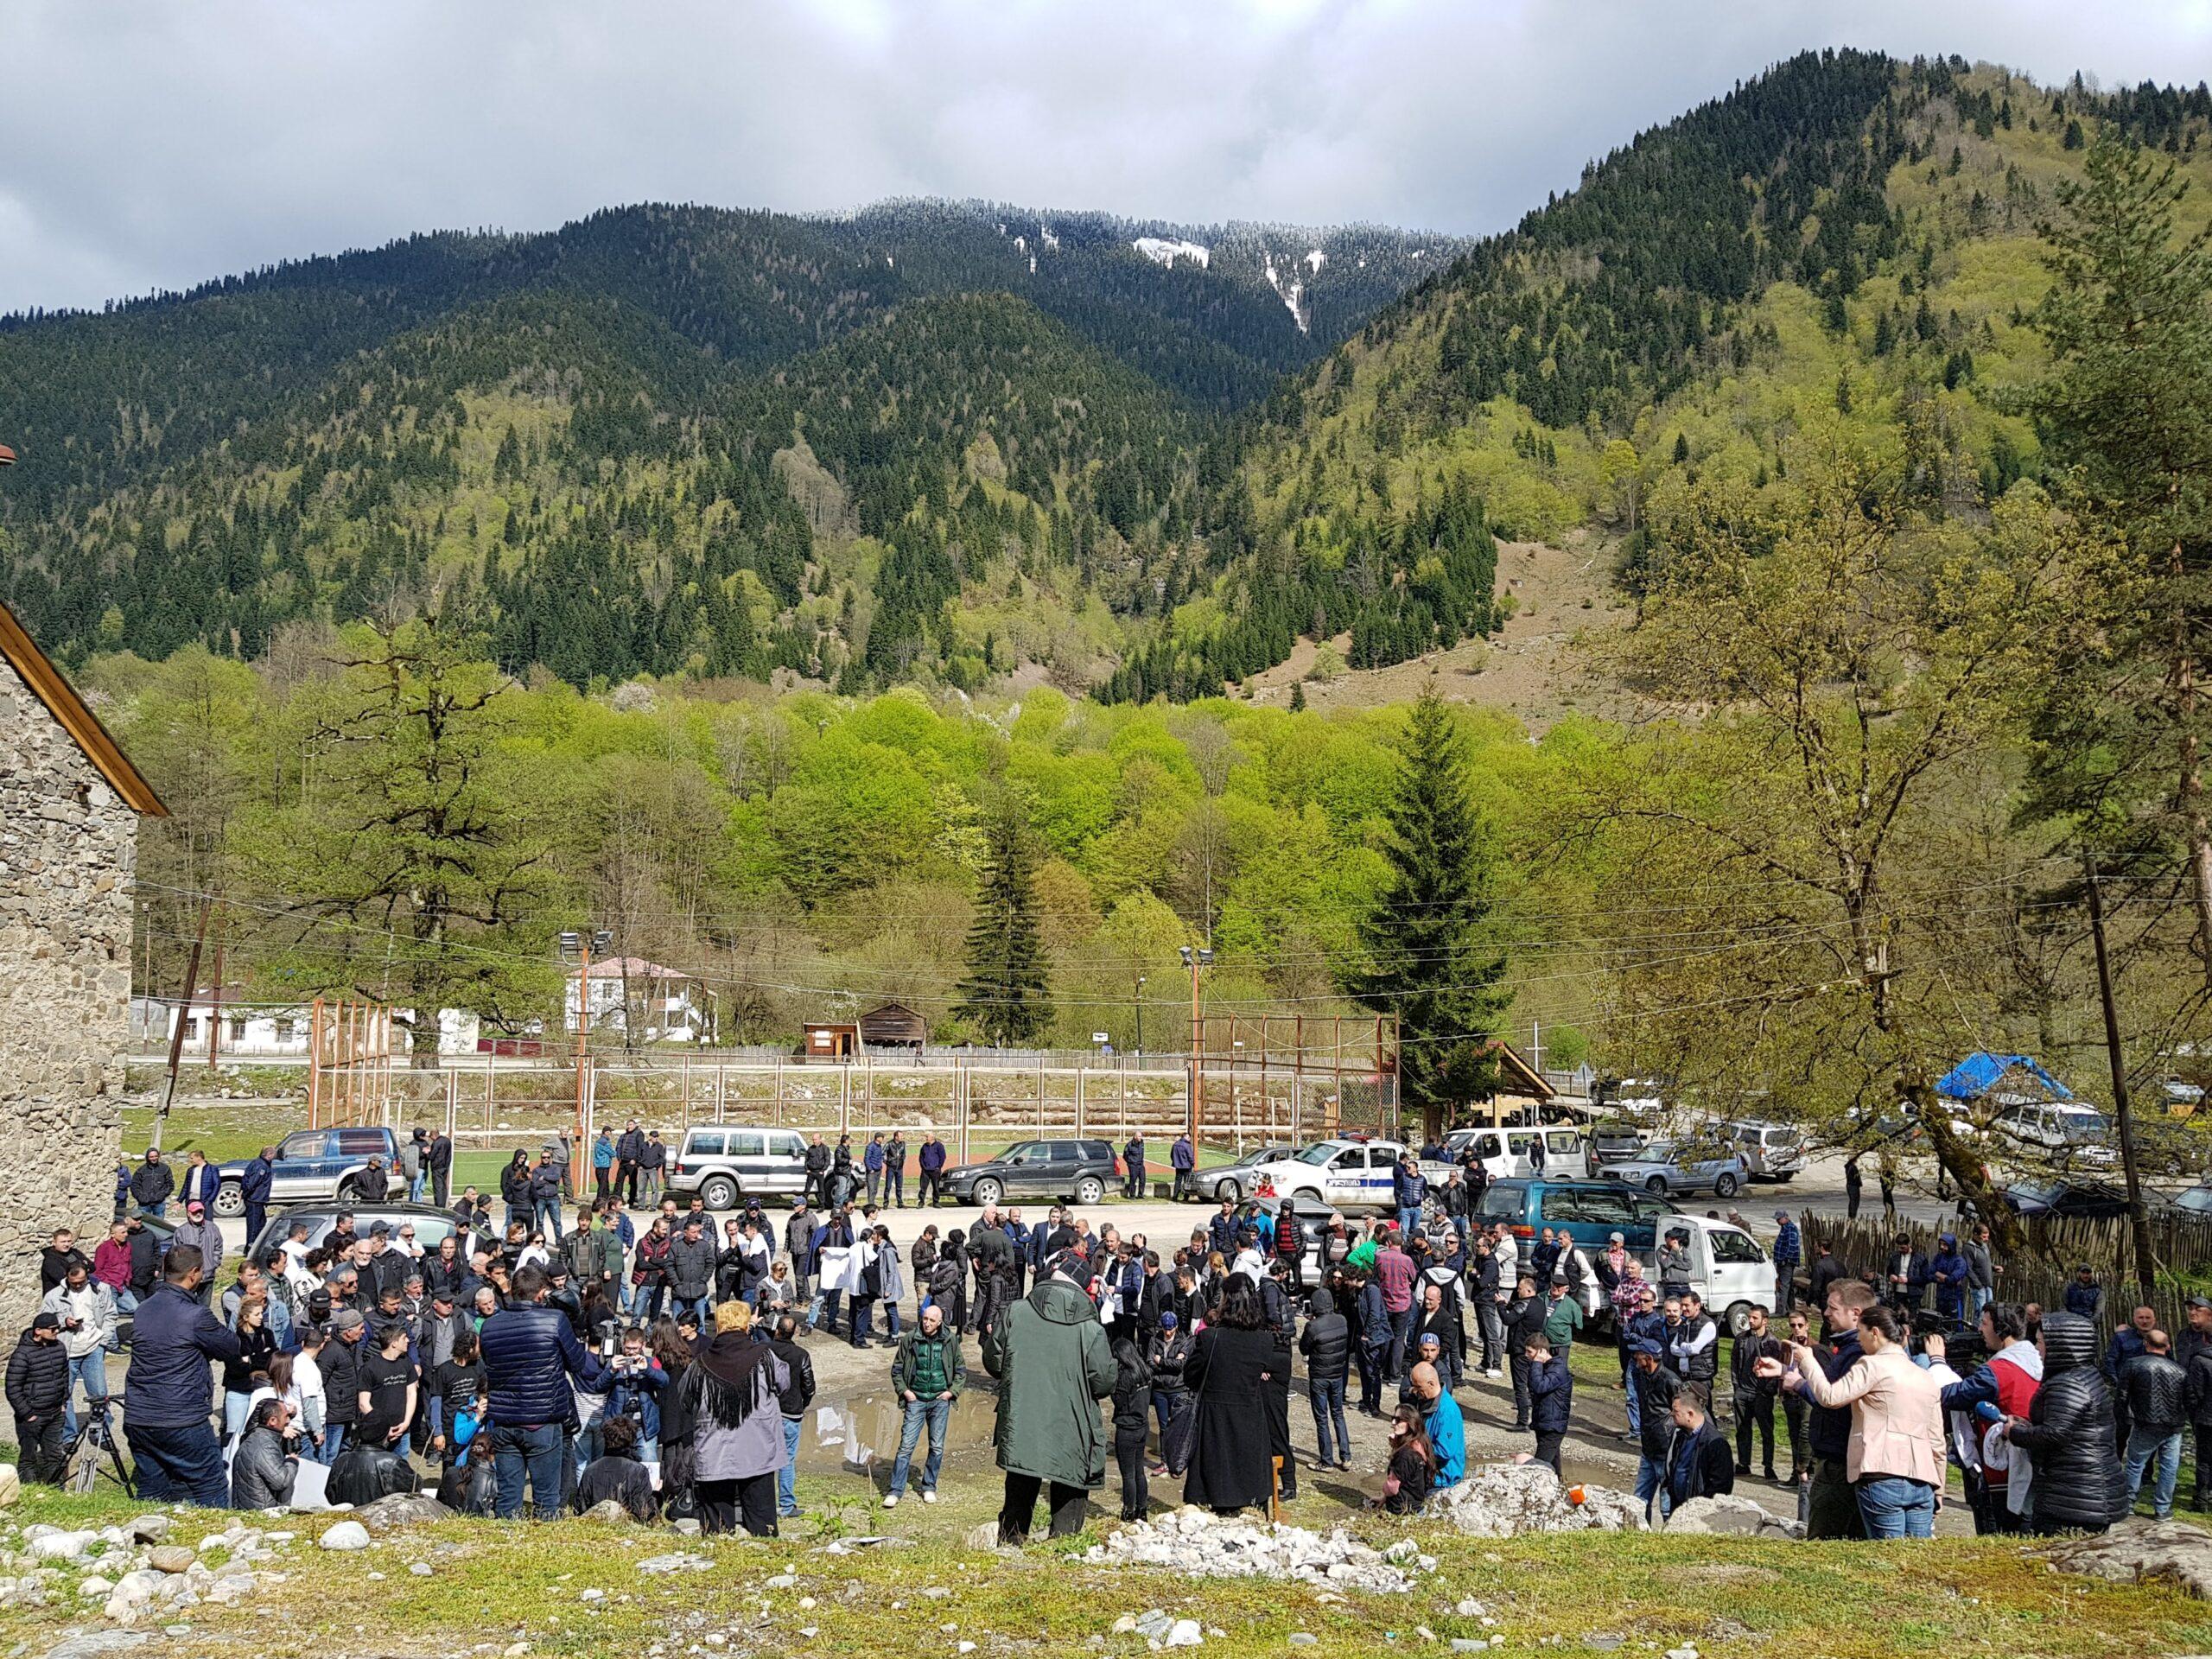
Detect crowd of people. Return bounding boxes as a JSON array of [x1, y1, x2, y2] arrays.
[[8, 1134, 2208, 1548]]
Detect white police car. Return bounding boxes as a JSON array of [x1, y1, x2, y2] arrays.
[[1241, 1135, 1418, 1213]]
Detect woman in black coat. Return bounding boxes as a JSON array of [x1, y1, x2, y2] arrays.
[[1183, 1282, 1281, 1514], [2006, 1310, 2127, 1535]]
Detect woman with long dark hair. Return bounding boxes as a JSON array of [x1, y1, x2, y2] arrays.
[[1182, 1281, 1280, 1515], [652, 1319, 698, 1517]]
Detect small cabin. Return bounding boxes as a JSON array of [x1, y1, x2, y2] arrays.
[[800, 1021, 860, 1063], [859, 1001, 926, 1052]]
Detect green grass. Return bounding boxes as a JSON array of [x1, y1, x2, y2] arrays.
[[2, 1478, 2208, 1659]]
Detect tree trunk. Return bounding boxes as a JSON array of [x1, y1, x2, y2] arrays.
[[1899, 1075, 2027, 1256], [2171, 536, 2212, 991]]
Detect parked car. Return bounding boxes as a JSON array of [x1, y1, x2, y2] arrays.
[[664, 1125, 810, 1210], [1605, 1139, 1748, 1199], [213, 1126, 404, 1216], [1443, 1125, 1591, 1181], [1993, 1178, 2132, 1220], [938, 1138, 1120, 1207], [1986, 1103, 2118, 1169], [1586, 1122, 1650, 1171], [1726, 1120, 1806, 1183], [1235, 1136, 1411, 1212], [244, 1201, 484, 1265], [1198, 1143, 1306, 1204], [1473, 1178, 1675, 1255], [2171, 1183, 2212, 1217], [1233, 1194, 1345, 1280]]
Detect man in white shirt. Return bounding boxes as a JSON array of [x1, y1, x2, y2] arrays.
[[40, 1261, 118, 1439]]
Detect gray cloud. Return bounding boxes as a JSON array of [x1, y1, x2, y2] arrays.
[[3, 0, 2206, 311]]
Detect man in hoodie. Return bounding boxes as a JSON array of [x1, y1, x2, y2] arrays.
[[1927, 1233, 1971, 1323], [885, 1303, 963, 1507], [1300, 1285, 1352, 1471]]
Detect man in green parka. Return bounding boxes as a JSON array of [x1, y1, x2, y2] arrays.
[[982, 1256, 1117, 1543]]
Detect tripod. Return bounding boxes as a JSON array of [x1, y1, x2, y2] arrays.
[[65, 1405, 134, 1497]]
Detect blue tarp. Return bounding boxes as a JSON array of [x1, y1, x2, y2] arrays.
[[1936, 1051, 2073, 1103]]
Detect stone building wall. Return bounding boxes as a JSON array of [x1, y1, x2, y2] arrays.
[[0, 652, 133, 1330]]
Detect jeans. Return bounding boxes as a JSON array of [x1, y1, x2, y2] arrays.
[[1634, 1455, 1671, 1523], [1476, 1302, 1503, 1372], [1732, 1387, 1775, 1472], [125, 1420, 232, 1507], [890, 1397, 950, 1497], [1856, 1474, 1936, 1539], [1968, 1285, 1993, 1322], [139, 1200, 166, 1220], [808, 1290, 842, 1334], [535, 1201, 565, 1242], [1308, 1377, 1349, 1465], [883, 1169, 904, 1206], [410, 1173, 428, 1202], [63, 1351, 108, 1440], [1396, 1205, 1422, 1238], [676, 1295, 712, 1328], [1153, 1389, 1188, 1468], [866, 1168, 882, 1204], [2125, 1425, 2183, 1517], [1386, 1307, 1414, 1382], [493, 1421, 570, 1520], [314, 1423, 347, 1465], [779, 1417, 803, 1516]]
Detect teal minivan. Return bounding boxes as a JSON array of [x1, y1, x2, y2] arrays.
[[1474, 1178, 1676, 1254]]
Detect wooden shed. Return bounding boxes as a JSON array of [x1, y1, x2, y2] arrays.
[[859, 1001, 926, 1052], [799, 1021, 859, 1063]]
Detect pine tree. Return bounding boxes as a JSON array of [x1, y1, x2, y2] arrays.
[[1289, 680, 1307, 712], [1344, 688, 1510, 1131], [1672, 432, 1691, 464], [953, 804, 1053, 1046]]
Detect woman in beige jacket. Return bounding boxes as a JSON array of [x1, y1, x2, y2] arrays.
[[1758, 1304, 1945, 1537]]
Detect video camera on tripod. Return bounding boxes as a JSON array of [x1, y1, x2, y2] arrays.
[[63, 1402, 133, 1497]]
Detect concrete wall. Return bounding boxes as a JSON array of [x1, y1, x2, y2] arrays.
[[0, 653, 132, 1329]]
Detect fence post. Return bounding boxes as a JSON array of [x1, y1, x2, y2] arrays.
[[1074, 1064, 1084, 1139]]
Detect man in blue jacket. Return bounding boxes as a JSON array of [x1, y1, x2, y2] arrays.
[[121, 1243, 242, 1506], [239, 1147, 276, 1249], [864, 1134, 887, 1205], [1770, 1211, 1801, 1316], [1170, 1134, 1195, 1201], [918, 1135, 947, 1207], [1394, 1153, 1428, 1239], [479, 1263, 613, 1519]]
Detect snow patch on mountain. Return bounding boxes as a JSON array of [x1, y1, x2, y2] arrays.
[[1305, 248, 1325, 273], [1133, 237, 1211, 270], [1262, 255, 1309, 334]]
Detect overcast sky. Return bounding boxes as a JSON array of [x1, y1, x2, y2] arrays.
[[3, 1, 2208, 313]]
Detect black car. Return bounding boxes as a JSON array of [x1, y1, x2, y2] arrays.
[[1997, 1179, 2133, 1220], [244, 1201, 487, 1264], [938, 1139, 1120, 1207]]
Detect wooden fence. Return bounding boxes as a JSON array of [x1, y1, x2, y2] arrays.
[[1801, 1210, 2212, 1338]]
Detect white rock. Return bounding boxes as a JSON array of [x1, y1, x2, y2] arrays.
[[29, 1530, 98, 1561], [318, 1522, 372, 1553], [1166, 1621, 1204, 1649]]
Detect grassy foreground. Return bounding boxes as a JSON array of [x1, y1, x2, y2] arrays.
[[4, 1474, 2209, 1659]]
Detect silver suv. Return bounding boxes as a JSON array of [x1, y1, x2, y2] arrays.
[[664, 1126, 810, 1210]]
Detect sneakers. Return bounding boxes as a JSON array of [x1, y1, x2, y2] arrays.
[[883, 1493, 899, 1509], [921, 1489, 938, 1505]]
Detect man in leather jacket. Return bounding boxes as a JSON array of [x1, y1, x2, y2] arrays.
[[2119, 1326, 2190, 1519]]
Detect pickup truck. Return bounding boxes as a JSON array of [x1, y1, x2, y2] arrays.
[[213, 1125, 404, 1216]]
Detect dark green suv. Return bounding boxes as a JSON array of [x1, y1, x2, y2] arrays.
[[940, 1139, 1120, 1207]]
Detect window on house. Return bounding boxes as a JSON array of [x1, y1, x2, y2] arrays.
[[228, 1016, 248, 1041]]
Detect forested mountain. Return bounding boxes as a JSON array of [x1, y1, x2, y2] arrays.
[[5, 53, 2211, 705]]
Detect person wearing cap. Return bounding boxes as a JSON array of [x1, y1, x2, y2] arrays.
[[338, 1154, 389, 1206], [1542, 1269, 1585, 1355], [120, 1242, 244, 1505], [6, 1313, 69, 1484], [1770, 1211, 1801, 1314], [1147, 1306, 1196, 1474], [170, 1201, 224, 1306]]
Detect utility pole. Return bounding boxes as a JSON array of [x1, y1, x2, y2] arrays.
[[1179, 945, 1211, 1143], [2083, 849, 2159, 1293], [155, 897, 213, 1151], [1135, 975, 1147, 1057]]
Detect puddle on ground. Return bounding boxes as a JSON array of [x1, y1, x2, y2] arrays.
[[796, 1389, 1001, 1472]]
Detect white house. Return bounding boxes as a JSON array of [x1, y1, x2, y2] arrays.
[[130, 994, 482, 1056], [563, 957, 712, 1043]]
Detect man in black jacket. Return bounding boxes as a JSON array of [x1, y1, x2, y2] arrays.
[[1729, 1303, 1782, 1483], [427, 1130, 454, 1209], [768, 1312, 816, 1519], [6, 1315, 69, 1483], [2120, 1327, 2190, 1519], [804, 1135, 833, 1208], [1628, 1340, 1681, 1519], [2183, 1295, 2212, 1512], [2006, 1309, 2127, 1535], [120, 1243, 242, 1505], [128, 1149, 174, 1219], [1663, 1390, 1736, 1512]]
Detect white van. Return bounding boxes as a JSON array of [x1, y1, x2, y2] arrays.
[[1653, 1213, 1773, 1335], [1726, 1121, 1806, 1183], [1445, 1125, 1590, 1182]]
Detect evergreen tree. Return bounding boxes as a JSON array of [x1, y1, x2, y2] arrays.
[[1344, 688, 1510, 1130], [952, 804, 1053, 1045], [1289, 679, 1307, 711]]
